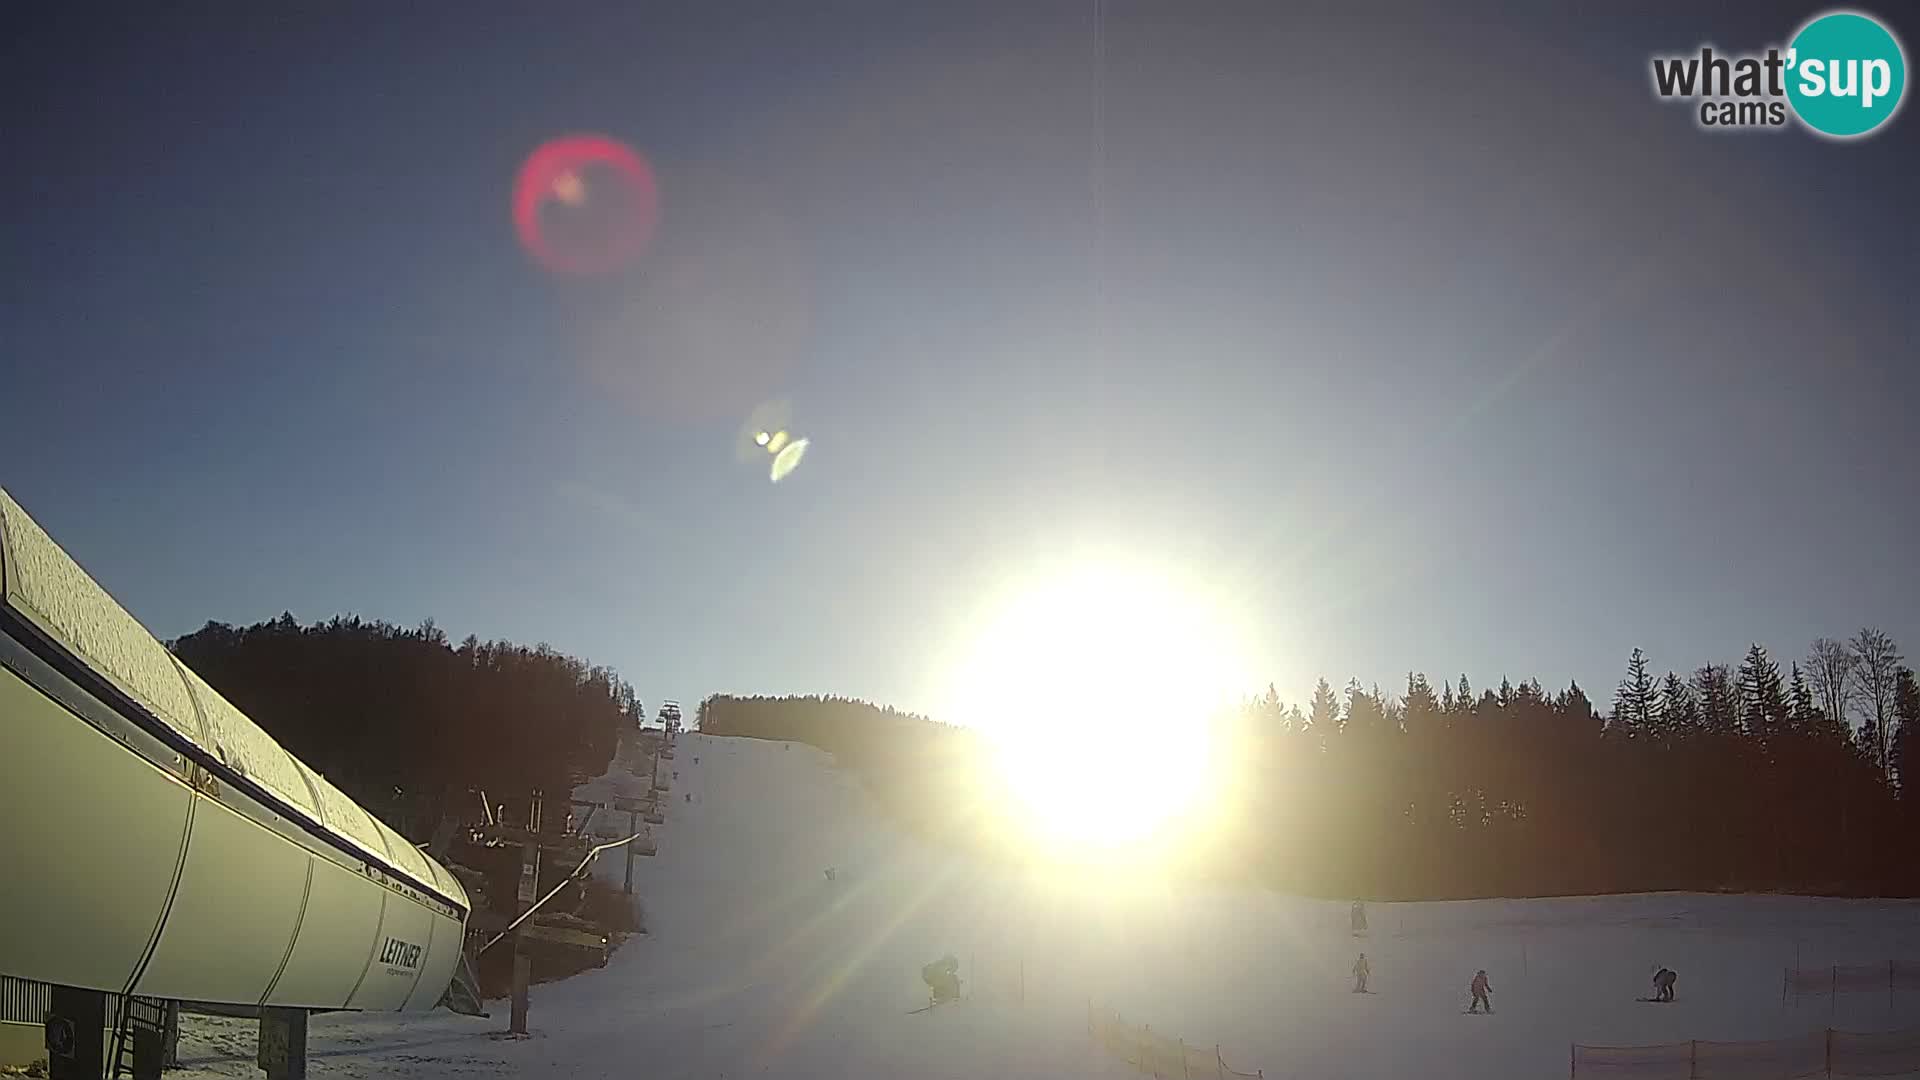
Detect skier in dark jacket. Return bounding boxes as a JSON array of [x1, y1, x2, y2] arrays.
[[1653, 967, 1677, 1002], [1468, 970, 1493, 1013]]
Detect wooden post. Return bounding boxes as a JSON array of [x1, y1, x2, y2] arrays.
[[1570, 1043, 1576, 1080], [1689, 1040, 1697, 1080], [1178, 1037, 1190, 1080], [1824, 1027, 1833, 1079]]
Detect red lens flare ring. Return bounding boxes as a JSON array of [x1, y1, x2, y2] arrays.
[[512, 134, 659, 275]]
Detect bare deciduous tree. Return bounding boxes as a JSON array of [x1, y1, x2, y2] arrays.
[[1850, 627, 1904, 773], [1806, 637, 1857, 735]]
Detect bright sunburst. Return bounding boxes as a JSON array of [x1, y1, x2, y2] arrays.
[[942, 558, 1253, 853]]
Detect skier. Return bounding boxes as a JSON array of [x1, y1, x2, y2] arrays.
[[1351, 900, 1368, 935], [1652, 967, 1677, 1002], [1468, 969, 1493, 1013], [922, 954, 961, 1006], [1353, 952, 1371, 993]]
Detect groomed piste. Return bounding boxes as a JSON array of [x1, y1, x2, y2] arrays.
[[164, 728, 1920, 1080]]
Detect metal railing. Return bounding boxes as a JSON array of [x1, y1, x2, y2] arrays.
[[477, 831, 646, 955]]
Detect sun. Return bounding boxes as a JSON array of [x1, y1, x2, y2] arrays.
[[941, 559, 1254, 854]]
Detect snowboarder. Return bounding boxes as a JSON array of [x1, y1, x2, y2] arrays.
[[922, 954, 961, 1006], [1351, 900, 1368, 935], [1468, 969, 1493, 1013], [1652, 967, 1677, 1002], [1353, 952, 1371, 993]]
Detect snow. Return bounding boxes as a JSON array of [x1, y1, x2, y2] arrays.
[[171, 733, 1920, 1079]]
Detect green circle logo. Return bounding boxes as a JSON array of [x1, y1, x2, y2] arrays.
[[1786, 11, 1907, 138]]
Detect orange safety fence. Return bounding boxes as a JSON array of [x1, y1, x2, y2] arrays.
[[1571, 1041, 1694, 1079], [1783, 962, 1920, 1005], [1692, 1033, 1828, 1080], [1830, 1027, 1920, 1077], [1573, 1025, 1920, 1080], [1087, 1002, 1263, 1080]]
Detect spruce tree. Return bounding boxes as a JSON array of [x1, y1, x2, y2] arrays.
[[1657, 671, 1699, 739], [1308, 677, 1340, 737], [1786, 662, 1818, 732], [1693, 664, 1737, 735], [1892, 666, 1919, 796], [1737, 643, 1787, 743], [1613, 648, 1655, 737]]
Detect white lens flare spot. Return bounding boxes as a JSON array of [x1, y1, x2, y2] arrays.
[[754, 430, 772, 448], [551, 170, 587, 207], [769, 438, 810, 483]]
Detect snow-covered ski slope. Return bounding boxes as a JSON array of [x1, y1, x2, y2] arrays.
[[175, 732, 1920, 1080]]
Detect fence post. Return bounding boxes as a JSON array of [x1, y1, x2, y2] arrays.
[[1179, 1037, 1190, 1080], [1830, 967, 1837, 1026], [1689, 1040, 1697, 1080], [1824, 1027, 1833, 1080]]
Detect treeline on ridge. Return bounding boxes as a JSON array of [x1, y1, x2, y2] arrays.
[[697, 628, 1920, 900], [170, 613, 641, 838]]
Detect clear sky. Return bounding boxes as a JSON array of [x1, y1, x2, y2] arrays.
[[3, 3, 1915, 720]]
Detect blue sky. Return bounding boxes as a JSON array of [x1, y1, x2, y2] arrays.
[[3, 3, 1916, 720]]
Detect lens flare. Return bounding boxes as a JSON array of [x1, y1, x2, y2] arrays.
[[512, 135, 659, 275], [770, 438, 810, 484]]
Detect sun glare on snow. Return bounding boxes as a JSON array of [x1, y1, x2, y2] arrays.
[[942, 560, 1254, 854]]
